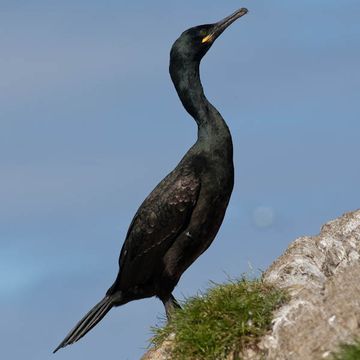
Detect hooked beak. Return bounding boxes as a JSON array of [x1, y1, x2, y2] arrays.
[[202, 8, 248, 44]]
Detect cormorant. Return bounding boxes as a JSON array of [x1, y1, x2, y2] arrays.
[[54, 7, 248, 353]]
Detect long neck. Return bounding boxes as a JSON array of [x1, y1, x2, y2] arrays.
[[169, 60, 232, 145]]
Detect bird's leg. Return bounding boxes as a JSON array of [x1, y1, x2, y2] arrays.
[[161, 293, 182, 320]]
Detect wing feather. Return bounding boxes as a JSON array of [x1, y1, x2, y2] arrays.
[[115, 165, 201, 290]]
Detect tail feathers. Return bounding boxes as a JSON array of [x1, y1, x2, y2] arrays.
[[53, 295, 114, 353]]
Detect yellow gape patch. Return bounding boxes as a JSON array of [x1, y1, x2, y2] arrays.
[[202, 34, 213, 43]]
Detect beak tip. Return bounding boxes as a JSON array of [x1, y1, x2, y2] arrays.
[[240, 8, 249, 15]]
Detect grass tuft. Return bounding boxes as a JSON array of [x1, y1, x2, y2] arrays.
[[332, 340, 360, 360], [151, 278, 288, 360]]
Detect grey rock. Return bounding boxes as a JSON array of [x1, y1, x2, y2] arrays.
[[258, 209, 360, 360]]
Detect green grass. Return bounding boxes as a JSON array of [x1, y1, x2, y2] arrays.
[[332, 340, 360, 360], [151, 278, 288, 360]]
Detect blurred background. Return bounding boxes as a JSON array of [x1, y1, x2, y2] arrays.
[[1, 1, 359, 359]]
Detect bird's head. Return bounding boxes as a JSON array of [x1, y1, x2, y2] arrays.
[[170, 8, 248, 65]]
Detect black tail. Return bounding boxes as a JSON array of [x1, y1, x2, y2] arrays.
[[53, 295, 115, 353]]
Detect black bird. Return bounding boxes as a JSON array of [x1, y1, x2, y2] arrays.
[[54, 7, 248, 353]]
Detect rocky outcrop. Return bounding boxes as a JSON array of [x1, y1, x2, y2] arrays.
[[259, 209, 360, 360], [142, 210, 360, 360]]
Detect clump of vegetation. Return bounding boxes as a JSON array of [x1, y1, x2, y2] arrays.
[[151, 278, 288, 360], [332, 340, 360, 360]]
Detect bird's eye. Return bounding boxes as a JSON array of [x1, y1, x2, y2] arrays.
[[199, 29, 207, 37]]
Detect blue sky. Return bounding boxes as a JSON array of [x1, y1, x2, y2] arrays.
[[1, 1, 359, 359]]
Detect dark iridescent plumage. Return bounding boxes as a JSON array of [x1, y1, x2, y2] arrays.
[[54, 7, 248, 353]]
